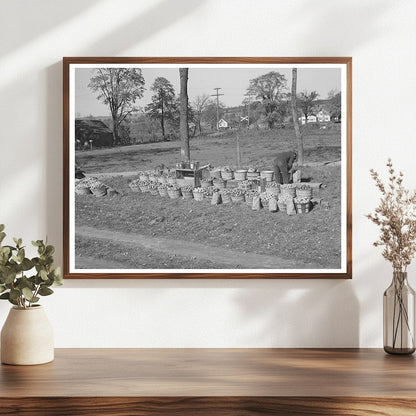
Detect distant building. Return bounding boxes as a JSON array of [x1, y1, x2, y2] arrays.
[[217, 118, 228, 129], [316, 109, 331, 122], [75, 119, 113, 148]]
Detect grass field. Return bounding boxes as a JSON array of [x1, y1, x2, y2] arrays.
[[74, 124, 343, 271]]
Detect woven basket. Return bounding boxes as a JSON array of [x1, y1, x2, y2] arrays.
[[140, 184, 150, 192], [260, 170, 274, 182], [247, 171, 259, 180], [296, 188, 313, 199], [210, 169, 222, 179], [76, 186, 92, 195], [221, 170, 234, 180], [266, 187, 280, 196], [168, 189, 181, 199], [245, 195, 254, 206], [201, 180, 213, 188], [277, 201, 287, 212], [231, 195, 245, 203], [158, 188, 168, 197], [91, 185, 107, 197], [234, 170, 247, 181], [295, 201, 311, 214], [193, 191, 204, 201], [281, 187, 296, 198], [221, 193, 232, 204], [181, 190, 193, 200], [238, 182, 252, 191]]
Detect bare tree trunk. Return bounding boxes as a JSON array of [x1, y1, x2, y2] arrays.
[[179, 68, 190, 162], [111, 114, 118, 146], [291, 68, 303, 172], [161, 96, 165, 140]]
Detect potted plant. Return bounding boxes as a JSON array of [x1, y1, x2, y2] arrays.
[[367, 160, 416, 354], [0, 224, 62, 365]]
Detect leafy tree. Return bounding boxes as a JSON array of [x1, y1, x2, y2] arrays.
[[247, 71, 287, 129], [88, 69, 145, 145], [298, 90, 319, 122], [145, 77, 176, 140], [179, 68, 190, 161], [327, 89, 341, 120]]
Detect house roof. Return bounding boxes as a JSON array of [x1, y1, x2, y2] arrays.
[[75, 119, 112, 134]]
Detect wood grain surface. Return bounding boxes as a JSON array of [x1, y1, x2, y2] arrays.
[[1, 349, 415, 415]]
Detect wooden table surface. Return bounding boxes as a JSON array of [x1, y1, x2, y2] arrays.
[[1, 348, 416, 415]]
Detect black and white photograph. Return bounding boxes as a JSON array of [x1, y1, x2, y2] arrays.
[[64, 58, 352, 279]]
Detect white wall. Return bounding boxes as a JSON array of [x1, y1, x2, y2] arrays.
[[1, 0, 415, 347]]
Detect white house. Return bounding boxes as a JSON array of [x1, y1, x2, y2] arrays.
[[217, 118, 228, 129], [317, 109, 331, 122]]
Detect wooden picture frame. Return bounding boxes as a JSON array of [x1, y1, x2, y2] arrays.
[[63, 57, 352, 279]]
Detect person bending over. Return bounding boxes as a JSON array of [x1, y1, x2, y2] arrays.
[[273, 150, 297, 184]]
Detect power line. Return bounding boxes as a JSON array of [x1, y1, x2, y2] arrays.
[[211, 87, 224, 131]]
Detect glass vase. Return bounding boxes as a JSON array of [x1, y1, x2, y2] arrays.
[[383, 271, 415, 355]]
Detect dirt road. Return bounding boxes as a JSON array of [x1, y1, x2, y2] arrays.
[[76, 225, 320, 270]]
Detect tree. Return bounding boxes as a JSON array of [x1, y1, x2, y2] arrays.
[[179, 68, 190, 162], [145, 77, 176, 140], [203, 99, 225, 130], [298, 90, 319, 122], [291, 69, 304, 170], [193, 94, 210, 134], [248, 71, 287, 129], [327, 89, 341, 120], [88, 69, 145, 145]]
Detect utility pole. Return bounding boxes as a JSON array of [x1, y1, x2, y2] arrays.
[[211, 87, 224, 130], [244, 92, 252, 128]]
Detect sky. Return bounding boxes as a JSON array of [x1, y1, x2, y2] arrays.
[[75, 65, 341, 117]]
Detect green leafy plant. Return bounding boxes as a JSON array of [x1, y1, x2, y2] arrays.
[[0, 224, 62, 309]]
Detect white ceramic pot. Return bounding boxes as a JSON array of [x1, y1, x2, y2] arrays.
[[1, 305, 54, 365]]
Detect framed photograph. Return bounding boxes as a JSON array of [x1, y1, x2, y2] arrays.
[[63, 57, 352, 279]]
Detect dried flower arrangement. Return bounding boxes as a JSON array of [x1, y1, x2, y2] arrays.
[[366, 159, 416, 272]]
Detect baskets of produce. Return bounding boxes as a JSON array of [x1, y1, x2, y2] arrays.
[[294, 197, 312, 213], [280, 183, 296, 198], [265, 181, 280, 197], [157, 175, 168, 184], [139, 172, 149, 182], [139, 180, 151, 192], [203, 186, 214, 198], [230, 188, 245, 203], [149, 183, 159, 196], [181, 185, 194, 200], [260, 192, 274, 207], [210, 169, 222, 179], [75, 183, 92, 195], [296, 185, 313, 199], [221, 189, 232, 204], [201, 178, 213, 188], [167, 185, 181, 199], [221, 167, 234, 180], [238, 180, 253, 191], [234, 169, 247, 181], [167, 176, 177, 185], [247, 168, 259, 180], [260, 170, 274, 182], [192, 187, 205, 201], [158, 184, 168, 197], [245, 189, 259, 206], [91, 184, 107, 197], [213, 178, 226, 189], [277, 193, 294, 212], [129, 179, 142, 193]]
